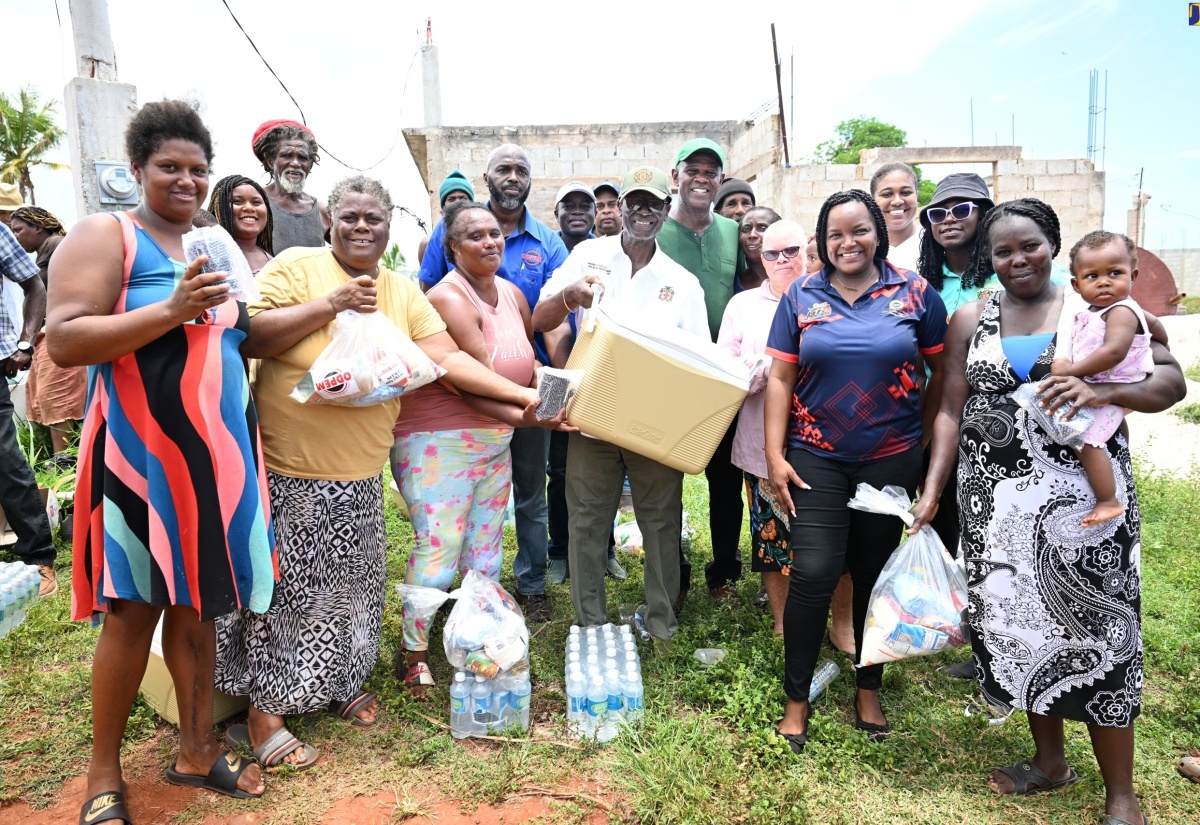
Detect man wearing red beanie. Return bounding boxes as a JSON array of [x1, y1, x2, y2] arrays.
[[251, 120, 329, 253]]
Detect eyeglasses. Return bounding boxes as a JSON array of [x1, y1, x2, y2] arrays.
[[622, 197, 667, 216], [926, 202, 979, 224], [761, 246, 803, 262]]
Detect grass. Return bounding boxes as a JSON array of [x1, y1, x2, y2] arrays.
[[1185, 359, 1200, 384], [2, 467, 1199, 824], [1171, 403, 1200, 424]]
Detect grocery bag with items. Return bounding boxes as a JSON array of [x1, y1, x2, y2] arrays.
[[396, 571, 532, 736], [182, 225, 260, 303], [291, 310, 446, 406], [847, 484, 969, 668]]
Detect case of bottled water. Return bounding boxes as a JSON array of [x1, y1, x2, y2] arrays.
[[0, 562, 41, 639], [565, 623, 644, 742]]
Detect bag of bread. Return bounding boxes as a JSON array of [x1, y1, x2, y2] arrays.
[[291, 310, 446, 406]]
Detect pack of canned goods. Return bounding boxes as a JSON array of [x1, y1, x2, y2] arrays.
[[563, 623, 644, 742]]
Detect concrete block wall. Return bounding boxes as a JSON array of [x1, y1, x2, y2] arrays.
[[405, 121, 749, 230], [406, 124, 1105, 261]]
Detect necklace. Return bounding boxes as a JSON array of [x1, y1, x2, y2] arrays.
[[832, 270, 874, 292]]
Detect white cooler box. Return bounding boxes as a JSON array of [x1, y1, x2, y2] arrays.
[[138, 616, 249, 726], [564, 303, 749, 474]]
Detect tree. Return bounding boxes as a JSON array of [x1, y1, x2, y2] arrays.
[[812, 117, 908, 165], [812, 116, 938, 205], [0, 86, 68, 206]]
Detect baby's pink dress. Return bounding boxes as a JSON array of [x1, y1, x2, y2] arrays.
[[1069, 297, 1154, 445]]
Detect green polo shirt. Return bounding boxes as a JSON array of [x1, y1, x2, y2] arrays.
[[657, 213, 740, 341]]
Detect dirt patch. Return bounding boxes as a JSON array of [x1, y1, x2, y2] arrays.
[[3, 773, 202, 825], [321, 785, 615, 825]]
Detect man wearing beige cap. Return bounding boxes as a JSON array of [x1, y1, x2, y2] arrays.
[[533, 166, 707, 650], [0, 183, 26, 226]]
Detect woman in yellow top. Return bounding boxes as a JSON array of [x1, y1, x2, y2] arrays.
[[215, 175, 542, 770]]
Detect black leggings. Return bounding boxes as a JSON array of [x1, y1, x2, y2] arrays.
[[783, 445, 921, 702]]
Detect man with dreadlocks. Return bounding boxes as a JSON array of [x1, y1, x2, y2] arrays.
[[251, 119, 329, 254], [10, 206, 86, 470]]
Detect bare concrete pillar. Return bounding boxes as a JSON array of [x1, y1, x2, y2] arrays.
[[64, 0, 137, 217], [421, 20, 442, 127], [1127, 192, 1151, 248]]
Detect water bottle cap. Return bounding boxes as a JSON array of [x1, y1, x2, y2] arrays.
[[474, 675, 485, 682], [454, 672, 465, 682]]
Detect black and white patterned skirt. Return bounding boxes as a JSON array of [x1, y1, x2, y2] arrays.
[[215, 472, 387, 716]]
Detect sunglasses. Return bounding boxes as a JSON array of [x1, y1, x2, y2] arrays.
[[622, 197, 667, 215], [762, 246, 803, 262], [926, 202, 979, 225]]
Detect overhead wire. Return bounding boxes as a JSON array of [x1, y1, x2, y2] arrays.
[[215, 0, 418, 176]]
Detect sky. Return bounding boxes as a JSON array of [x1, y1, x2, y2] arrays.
[[3, 0, 1199, 260]]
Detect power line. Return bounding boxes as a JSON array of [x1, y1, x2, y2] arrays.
[[216, 0, 416, 174]]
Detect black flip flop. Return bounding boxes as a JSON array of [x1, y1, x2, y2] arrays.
[[78, 790, 131, 825], [991, 759, 1079, 795], [165, 751, 264, 799], [330, 691, 377, 727]]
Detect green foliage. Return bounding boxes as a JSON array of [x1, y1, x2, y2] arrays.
[[1172, 401, 1200, 424], [0, 86, 67, 206], [813, 117, 907, 165], [918, 176, 937, 207], [1184, 359, 1200, 383], [1181, 296, 1200, 316], [382, 242, 406, 272]]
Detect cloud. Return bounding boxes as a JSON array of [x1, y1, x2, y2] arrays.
[[1178, 149, 1200, 160], [989, 94, 1010, 105]]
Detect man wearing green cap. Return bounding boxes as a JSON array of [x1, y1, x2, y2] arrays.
[[657, 139, 745, 605], [532, 165, 707, 649], [416, 169, 475, 264]]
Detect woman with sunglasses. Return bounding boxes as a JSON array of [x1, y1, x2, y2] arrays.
[[764, 190, 948, 752]]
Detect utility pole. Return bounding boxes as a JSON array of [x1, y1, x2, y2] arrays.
[[64, 0, 138, 217]]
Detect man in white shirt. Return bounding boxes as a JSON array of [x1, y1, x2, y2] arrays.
[[533, 166, 707, 649]]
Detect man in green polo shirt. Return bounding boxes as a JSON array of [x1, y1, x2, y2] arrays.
[[657, 138, 744, 606]]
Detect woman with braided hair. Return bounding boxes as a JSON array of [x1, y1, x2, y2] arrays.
[[11, 206, 86, 465], [206, 175, 274, 274], [764, 189, 948, 752], [910, 198, 1186, 825]]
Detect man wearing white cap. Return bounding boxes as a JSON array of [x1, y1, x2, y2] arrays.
[[532, 166, 707, 651]]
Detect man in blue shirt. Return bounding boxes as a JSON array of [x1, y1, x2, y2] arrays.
[[417, 144, 568, 621], [0, 221, 56, 597]]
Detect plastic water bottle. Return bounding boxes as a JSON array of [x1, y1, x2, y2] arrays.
[[604, 668, 624, 736], [623, 662, 644, 725], [586, 674, 608, 740], [567, 668, 587, 738], [449, 672, 471, 739], [809, 658, 841, 700], [622, 641, 640, 666], [491, 675, 511, 727], [510, 672, 531, 731], [470, 675, 493, 733]]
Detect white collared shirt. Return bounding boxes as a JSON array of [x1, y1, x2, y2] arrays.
[[539, 234, 709, 339]]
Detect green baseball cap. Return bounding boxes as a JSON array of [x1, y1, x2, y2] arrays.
[[620, 166, 672, 201], [674, 138, 726, 167]]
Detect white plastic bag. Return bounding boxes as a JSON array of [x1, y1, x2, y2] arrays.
[[1012, 382, 1094, 451], [614, 520, 644, 557], [182, 225, 259, 303], [291, 310, 446, 406], [442, 570, 529, 676], [847, 484, 969, 667]]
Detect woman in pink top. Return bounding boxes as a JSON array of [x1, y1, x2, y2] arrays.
[[392, 202, 553, 691], [717, 220, 808, 634]]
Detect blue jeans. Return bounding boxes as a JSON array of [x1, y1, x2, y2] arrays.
[[0, 379, 55, 566], [509, 427, 549, 595]]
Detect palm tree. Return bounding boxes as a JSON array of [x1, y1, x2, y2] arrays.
[[0, 86, 68, 206]]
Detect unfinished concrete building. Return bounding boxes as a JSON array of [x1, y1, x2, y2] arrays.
[[403, 115, 1105, 264]]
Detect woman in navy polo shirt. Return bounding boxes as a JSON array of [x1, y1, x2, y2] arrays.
[[764, 189, 948, 752]]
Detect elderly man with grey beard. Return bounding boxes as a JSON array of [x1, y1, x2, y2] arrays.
[[251, 119, 330, 253], [416, 144, 570, 625]]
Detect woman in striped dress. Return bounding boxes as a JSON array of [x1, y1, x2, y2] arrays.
[[47, 101, 276, 824]]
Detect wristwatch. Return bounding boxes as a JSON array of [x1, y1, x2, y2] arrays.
[[15, 341, 33, 355]]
